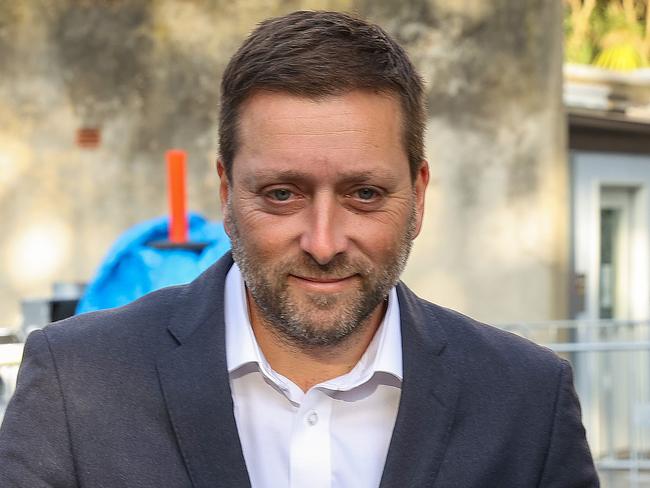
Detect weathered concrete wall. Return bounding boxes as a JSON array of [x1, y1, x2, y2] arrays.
[[0, 0, 350, 328], [359, 0, 568, 323], [0, 0, 566, 328]]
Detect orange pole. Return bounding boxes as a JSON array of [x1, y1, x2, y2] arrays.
[[166, 149, 188, 243]]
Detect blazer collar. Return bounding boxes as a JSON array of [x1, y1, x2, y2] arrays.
[[157, 252, 251, 488], [379, 283, 460, 488]]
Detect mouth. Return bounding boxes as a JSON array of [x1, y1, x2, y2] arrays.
[[289, 274, 358, 292]]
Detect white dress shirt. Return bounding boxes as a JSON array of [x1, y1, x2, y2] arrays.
[[225, 264, 403, 488]]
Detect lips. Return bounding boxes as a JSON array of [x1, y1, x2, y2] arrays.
[[293, 275, 352, 283], [289, 274, 358, 292]]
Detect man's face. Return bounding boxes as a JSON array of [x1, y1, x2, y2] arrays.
[[219, 90, 428, 348]]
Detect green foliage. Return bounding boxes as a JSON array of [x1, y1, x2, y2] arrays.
[[567, 40, 596, 64], [564, 0, 649, 71]]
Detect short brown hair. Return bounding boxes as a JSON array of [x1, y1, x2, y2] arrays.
[[218, 10, 425, 180]]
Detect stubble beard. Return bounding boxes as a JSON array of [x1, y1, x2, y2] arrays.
[[226, 198, 417, 349]]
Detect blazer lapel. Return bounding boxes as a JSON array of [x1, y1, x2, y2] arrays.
[[379, 283, 460, 488], [157, 253, 251, 488]]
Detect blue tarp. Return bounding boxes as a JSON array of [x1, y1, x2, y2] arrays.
[[76, 213, 231, 314]]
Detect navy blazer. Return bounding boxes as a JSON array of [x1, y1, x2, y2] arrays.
[[0, 252, 598, 487]]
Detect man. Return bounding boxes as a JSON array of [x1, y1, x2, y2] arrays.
[[0, 10, 598, 488]]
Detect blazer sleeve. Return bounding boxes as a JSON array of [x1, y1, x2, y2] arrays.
[[0, 329, 78, 488], [538, 359, 600, 487]]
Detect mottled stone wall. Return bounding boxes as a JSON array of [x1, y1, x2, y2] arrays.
[[0, 0, 565, 328], [368, 0, 568, 322], [362, 0, 568, 322]]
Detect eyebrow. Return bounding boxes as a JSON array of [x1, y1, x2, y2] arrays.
[[241, 169, 400, 187]]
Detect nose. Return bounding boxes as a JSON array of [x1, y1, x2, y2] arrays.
[[299, 193, 348, 265]]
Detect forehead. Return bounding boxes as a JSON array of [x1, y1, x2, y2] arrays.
[[231, 90, 409, 182]]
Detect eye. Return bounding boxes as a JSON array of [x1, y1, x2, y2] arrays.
[[355, 187, 379, 201], [268, 188, 293, 201]]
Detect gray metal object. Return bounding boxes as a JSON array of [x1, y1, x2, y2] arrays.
[[0, 329, 19, 345], [19, 282, 86, 339], [20, 299, 50, 337]]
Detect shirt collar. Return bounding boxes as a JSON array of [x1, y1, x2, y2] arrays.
[[224, 263, 265, 373], [224, 263, 403, 390]]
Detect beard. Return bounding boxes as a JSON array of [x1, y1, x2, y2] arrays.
[[226, 198, 417, 349]]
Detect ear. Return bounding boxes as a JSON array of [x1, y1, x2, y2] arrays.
[[217, 160, 232, 237], [412, 160, 430, 238]]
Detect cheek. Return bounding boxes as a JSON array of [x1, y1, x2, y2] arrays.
[[363, 231, 402, 259], [234, 208, 300, 257], [347, 208, 413, 255]]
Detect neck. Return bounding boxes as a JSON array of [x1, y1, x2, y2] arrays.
[[247, 294, 386, 392]]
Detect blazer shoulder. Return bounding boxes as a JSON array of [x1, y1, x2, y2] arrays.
[[40, 282, 188, 353], [41, 255, 231, 355], [408, 290, 566, 380]]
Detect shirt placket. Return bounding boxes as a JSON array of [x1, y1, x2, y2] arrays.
[[289, 388, 333, 488]]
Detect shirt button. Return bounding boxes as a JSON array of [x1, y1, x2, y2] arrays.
[[306, 410, 319, 426]]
